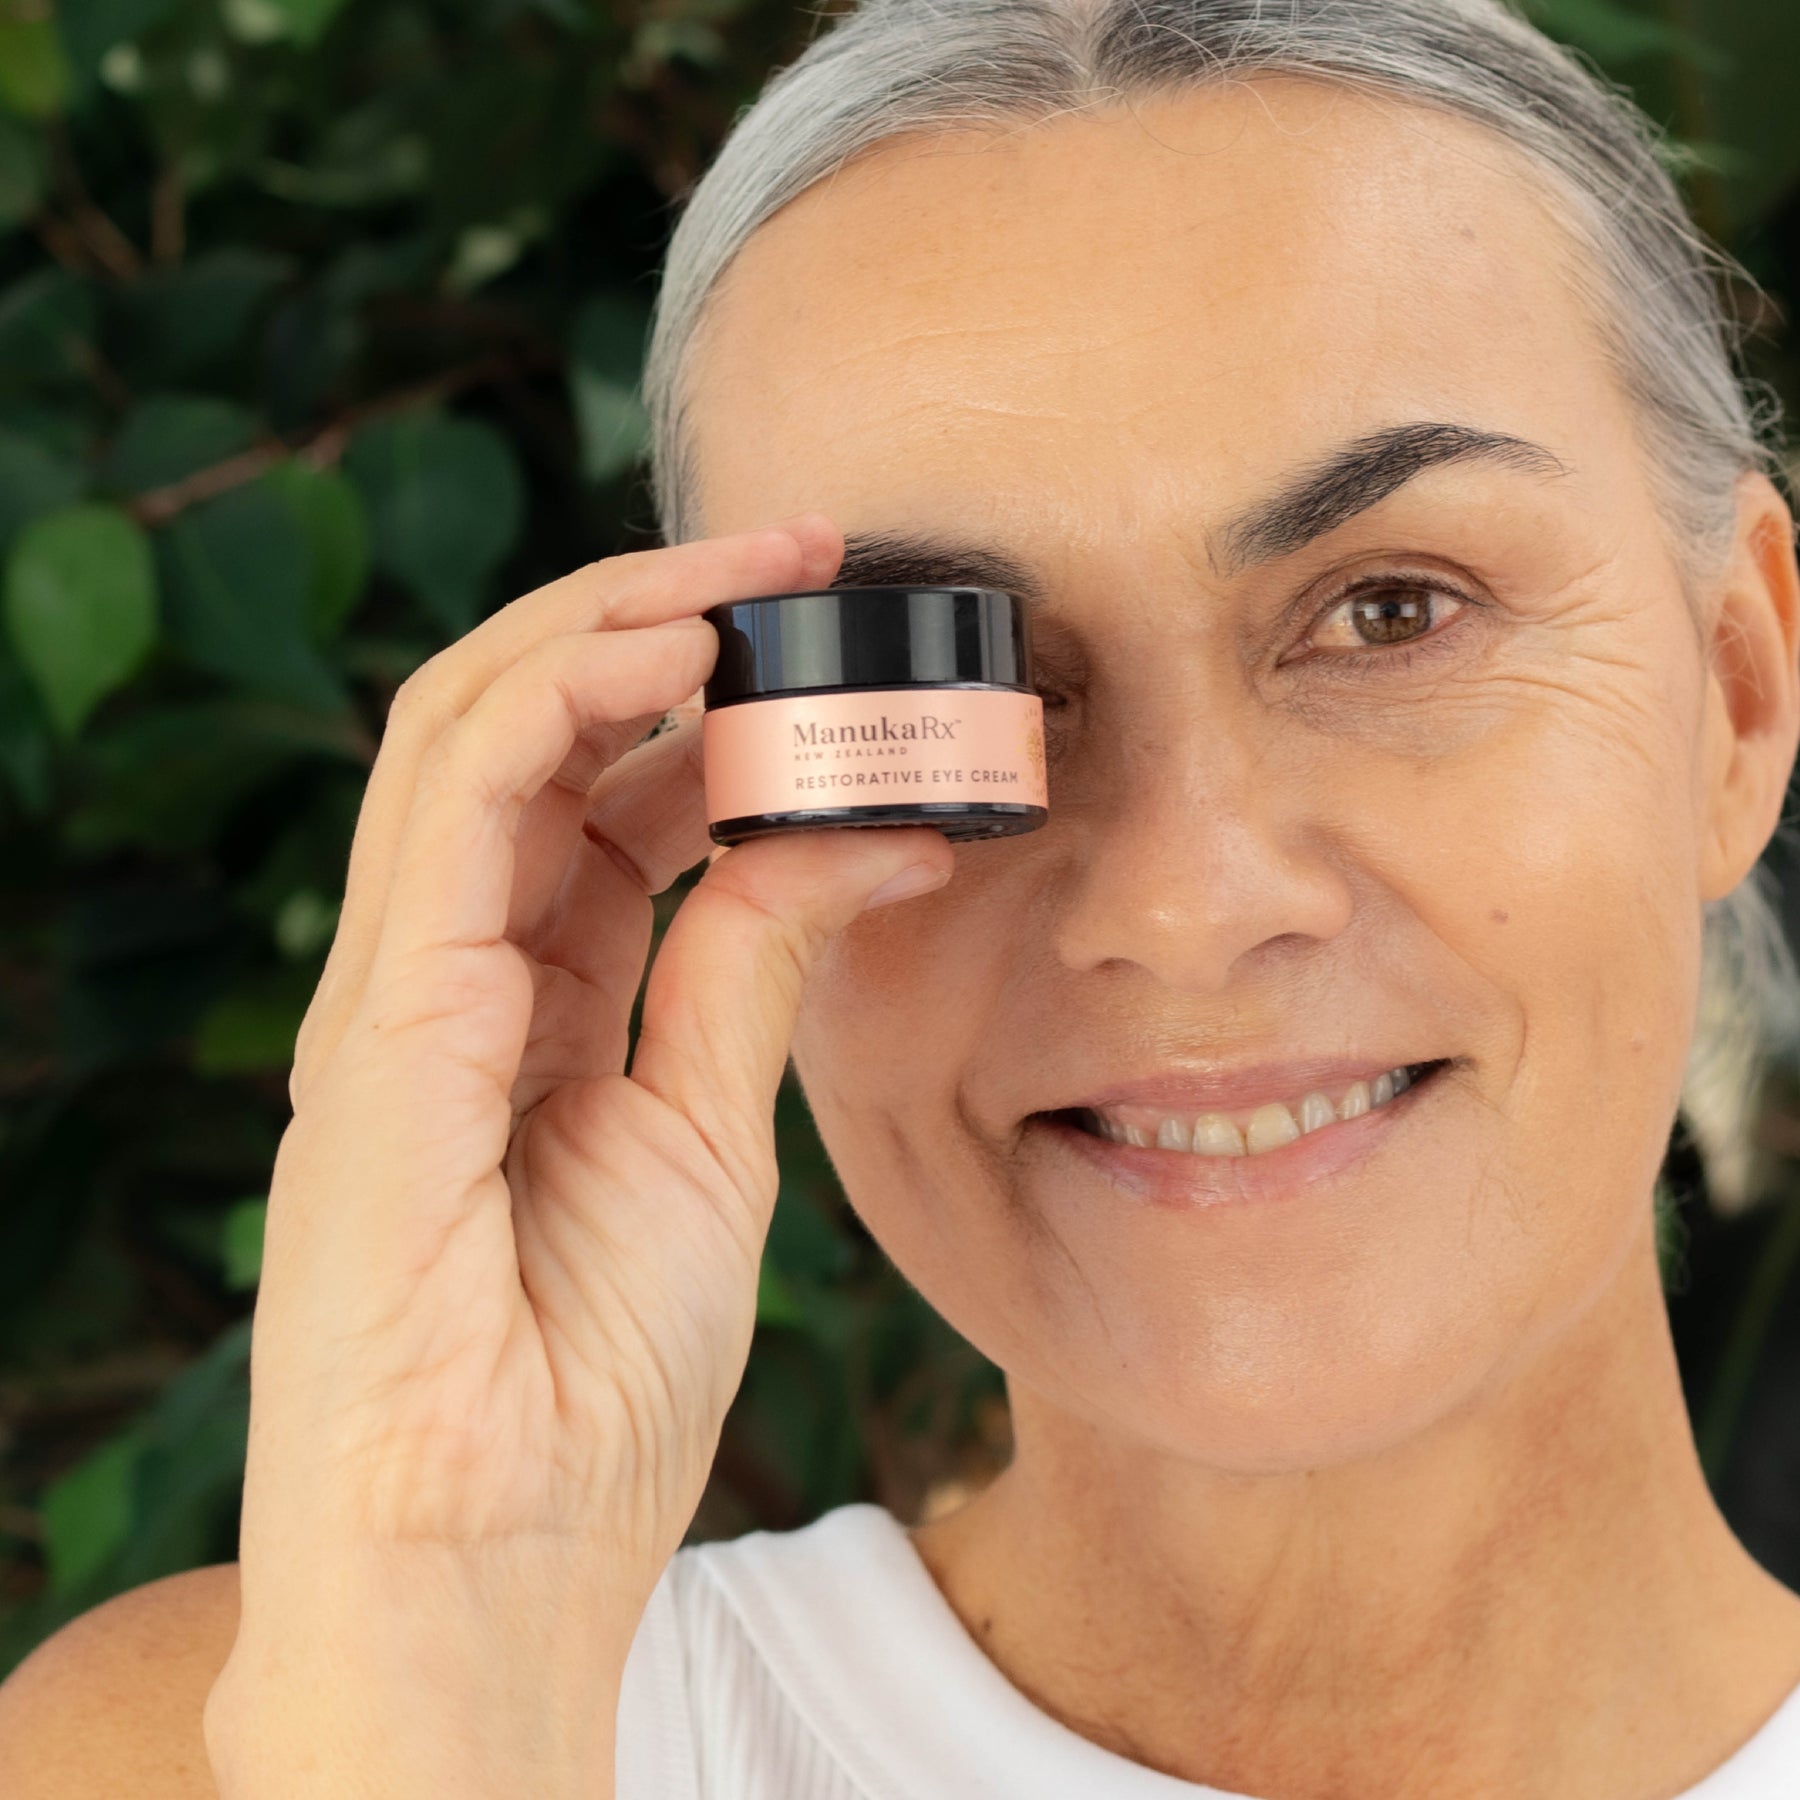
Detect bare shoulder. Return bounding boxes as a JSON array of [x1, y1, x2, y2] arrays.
[[0, 1562, 241, 1798]]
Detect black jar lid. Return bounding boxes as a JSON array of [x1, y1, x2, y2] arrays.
[[701, 586, 1032, 706]]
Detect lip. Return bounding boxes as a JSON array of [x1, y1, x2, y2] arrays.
[[1050, 1054, 1444, 1117], [1032, 1060, 1446, 1208]]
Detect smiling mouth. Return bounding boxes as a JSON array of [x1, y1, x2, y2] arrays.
[[1047, 1058, 1454, 1158]]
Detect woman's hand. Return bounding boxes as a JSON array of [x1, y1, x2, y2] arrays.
[[201, 514, 954, 1799]]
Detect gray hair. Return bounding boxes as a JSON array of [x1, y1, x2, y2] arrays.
[[642, 0, 1800, 1211]]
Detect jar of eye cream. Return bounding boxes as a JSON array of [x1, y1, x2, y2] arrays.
[[699, 585, 1048, 846]]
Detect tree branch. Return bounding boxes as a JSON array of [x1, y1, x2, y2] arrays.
[[129, 349, 562, 528]]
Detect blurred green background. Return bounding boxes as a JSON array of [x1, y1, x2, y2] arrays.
[[2, 0, 1800, 1674]]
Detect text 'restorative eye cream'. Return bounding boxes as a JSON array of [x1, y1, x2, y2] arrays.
[[700, 586, 1048, 846]]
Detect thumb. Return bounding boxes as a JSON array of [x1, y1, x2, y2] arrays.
[[628, 825, 952, 1212]]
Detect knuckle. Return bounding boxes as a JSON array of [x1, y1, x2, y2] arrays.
[[386, 662, 452, 737], [406, 699, 479, 792], [702, 864, 829, 977], [594, 545, 654, 583], [287, 971, 346, 1114], [288, 1027, 323, 1113]]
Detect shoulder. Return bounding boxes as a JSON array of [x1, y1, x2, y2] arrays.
[[0, 1563, 240, 1798]]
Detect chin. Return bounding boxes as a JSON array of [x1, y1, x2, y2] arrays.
[[1004, 1284, 1527, 1478]]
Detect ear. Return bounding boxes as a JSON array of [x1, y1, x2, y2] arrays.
[[1698, 470, 1800, 903]]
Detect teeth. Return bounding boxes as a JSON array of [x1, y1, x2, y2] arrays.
[[1191, 1114, 1246, 1156], [1083, 1061, 1434, 1158], [1245, 1103, 1301, 1154], [1297, 1091, 1335, 1134], [1156, 1115, 1192, 1152]]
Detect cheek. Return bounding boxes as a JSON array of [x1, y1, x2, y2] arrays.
[[1339, 636, 1705, 1246], [794, 841, 1033, 1072], [790, 846, 1040, 1286]]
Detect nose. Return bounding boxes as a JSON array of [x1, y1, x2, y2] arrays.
[[1050, 726, 1357, 992]]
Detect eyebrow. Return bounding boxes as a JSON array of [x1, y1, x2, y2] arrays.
[[1213, 421, 1570, 574], [832, 532, 1052, 607], [830, 420, 1571, 603]]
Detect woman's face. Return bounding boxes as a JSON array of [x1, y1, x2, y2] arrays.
[[683, 79, 1774, 1471]]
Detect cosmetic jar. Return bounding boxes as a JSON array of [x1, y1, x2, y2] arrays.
[[699, 585, 1048, 846]]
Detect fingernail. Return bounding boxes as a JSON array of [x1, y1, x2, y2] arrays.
[[863, 861, 951, 911]]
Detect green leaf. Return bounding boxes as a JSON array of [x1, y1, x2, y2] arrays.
[[157, 479, 348, 712], [0, 393, 96, 460], [0, 423, 84, 553], [264, 459, 369, 639], [273, 887, 338, 958], [346, 413, 524, 636], [255, 98, 432, 210], [192, 966, 314, 1073], [220, 1196, 265, 1289], [56, 874, 241, 1070], [12, 1320, 252, 1632], [446, 219, 533, 296], [0, 644, 50, 813], [0, 267, 99, 386], [261, 0, 349, 48], [767, 1178, 854, 1284], [99, 396, 260, 495], [0, 15, 72, 120], [119, 1320, 251, 1587], [524, 0, 592, 29], [3, 503, 157, 736], [1648, 2, 1800, 233], [569, 294, 650, 483], [56, 0, 185, 90], [0, 111, 46, 227], [1528, 0, 1725, 69], [143, 1318, 251, 1445], [623, 18, 726, 84], [41, 1434, 139, 1595], [420, 61, 602, 232], [756, 1260, 808, 1329], [109, 250, 293, 387], [64, 700, 349, 854]]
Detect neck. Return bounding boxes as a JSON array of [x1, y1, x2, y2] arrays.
[[910, 1213, 1800, 1800]]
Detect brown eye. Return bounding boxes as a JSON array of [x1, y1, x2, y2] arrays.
[[1308, 583, 1466, 654]]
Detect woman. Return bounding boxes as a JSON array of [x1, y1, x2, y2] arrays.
[[5, 1, 1800, 1794]]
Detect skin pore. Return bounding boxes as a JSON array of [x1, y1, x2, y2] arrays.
[[679, 76, 1800, 1800]]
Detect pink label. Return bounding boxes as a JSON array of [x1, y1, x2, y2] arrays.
[[703, 688, 1047, 823]]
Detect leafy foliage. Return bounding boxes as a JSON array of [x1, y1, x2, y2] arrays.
[[1, 0, 1799, 1674]]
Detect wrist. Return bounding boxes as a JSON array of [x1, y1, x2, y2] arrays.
[[204, 1648, 626, 1800], [207, 1550, 647, 1800]]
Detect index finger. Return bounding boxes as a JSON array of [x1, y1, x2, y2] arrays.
[[447, 513, 841, 695], [293, 516, 846, 1101]]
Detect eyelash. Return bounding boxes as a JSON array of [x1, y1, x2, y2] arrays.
[[1029, 571, 1478, 710]]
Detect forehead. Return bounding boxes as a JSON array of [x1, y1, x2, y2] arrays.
[[684, 76, 1628, 537]]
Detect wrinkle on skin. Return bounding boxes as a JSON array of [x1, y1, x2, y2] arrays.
[[684, 75, 1800, 1800]]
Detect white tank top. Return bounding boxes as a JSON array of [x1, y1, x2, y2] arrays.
[[615, 1502, 1800, 1798]]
